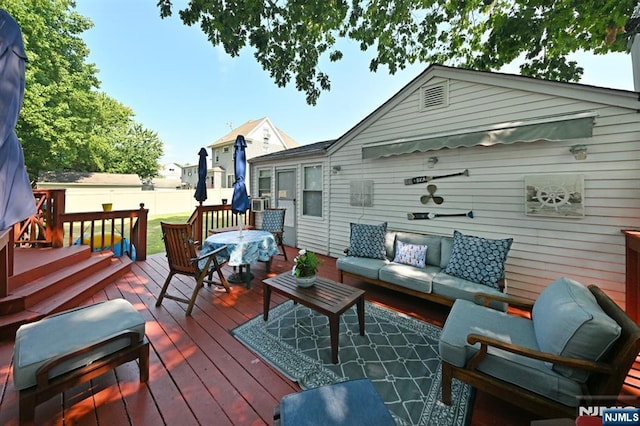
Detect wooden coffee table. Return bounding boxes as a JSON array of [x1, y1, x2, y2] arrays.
[[263, 273, 365, 364]]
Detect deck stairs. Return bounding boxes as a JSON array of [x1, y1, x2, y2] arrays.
[[0, 246, 132, 339]]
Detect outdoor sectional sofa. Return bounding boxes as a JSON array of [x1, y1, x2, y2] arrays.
[[337, 223, 513, 310]]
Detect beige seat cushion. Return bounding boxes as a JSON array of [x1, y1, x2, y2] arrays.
[[13, 299, 145, 390]]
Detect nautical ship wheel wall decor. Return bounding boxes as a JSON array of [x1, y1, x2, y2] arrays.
[[525, 174, 584, 217]]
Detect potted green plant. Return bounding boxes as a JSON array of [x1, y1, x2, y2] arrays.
[[292, 249, 322, 287]]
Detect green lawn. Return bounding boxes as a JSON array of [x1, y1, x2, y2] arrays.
[[146, 213, 192, 255]]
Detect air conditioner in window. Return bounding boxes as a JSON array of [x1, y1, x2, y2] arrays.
[[251, 198, 269, 212]]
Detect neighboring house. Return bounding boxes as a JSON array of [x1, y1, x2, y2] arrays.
[[37, 172, 142, 189], [180, 163, 224, 190], [180, 163, 198, 189], [158, 163, 182, 180], [153, 163, 183, 189], [249, 64, 640, 308], [209, 117, 299, 191]]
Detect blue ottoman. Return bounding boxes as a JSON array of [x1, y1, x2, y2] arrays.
[[276, 378, 395, 426]]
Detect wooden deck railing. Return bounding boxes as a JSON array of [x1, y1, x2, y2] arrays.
[[59, 204, 148, 261], [10, 189, 252, 267], [13, 189, 66, 248], [188, 204, 255, 245], [13, 189, 148, 261]]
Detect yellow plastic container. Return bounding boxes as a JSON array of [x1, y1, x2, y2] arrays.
[[82, 233, 122, 250]]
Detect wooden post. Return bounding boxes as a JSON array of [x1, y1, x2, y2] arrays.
[[133, 203, 148, 261], [0, 228, 12, 298], [50, 189, 66, 248], [194, 204, 204, 246], [623, 230, 640, 323]]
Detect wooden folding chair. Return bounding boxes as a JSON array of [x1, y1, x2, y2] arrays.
[[156, 222, 230, 316], [260, 208, 288, 261]]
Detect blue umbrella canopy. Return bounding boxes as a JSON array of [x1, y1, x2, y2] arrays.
[[194, 147, 208, 204], [231, 135, 250, 214], [0, 9, 35, 230]]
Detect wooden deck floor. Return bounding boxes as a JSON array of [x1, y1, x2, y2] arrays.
[[0, 247, 632, 425]]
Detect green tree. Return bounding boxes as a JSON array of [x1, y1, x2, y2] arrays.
[[8, 0, 99, 176], [85, 93, 131, 172], [4, 0, 163, 180], [83, 92, 163, 181], [157, 0, 634, 105], [106, 124, 163, 182]]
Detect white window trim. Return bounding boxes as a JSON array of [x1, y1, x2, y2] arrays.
[[302, 164, 323, 218]]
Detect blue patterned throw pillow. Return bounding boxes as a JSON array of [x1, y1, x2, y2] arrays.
[[349, 222, 387, 259], [444, 230, 513, 288], [393, 240, 427, 268]]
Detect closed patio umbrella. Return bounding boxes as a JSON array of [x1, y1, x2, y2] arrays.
[[231, 135, 250, 233], [0, 9, 36, 230], [194, 147, 208, 205]]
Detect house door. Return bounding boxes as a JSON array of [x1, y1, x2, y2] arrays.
[[276, 170, 296, 247]]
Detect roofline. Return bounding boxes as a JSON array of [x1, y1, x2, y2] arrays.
[[441, 65, 640, 106], [249, 140, 336, 163], [207, 117, 299, 150], [208, 117, 268, 148], [328, 64, 640, 155]]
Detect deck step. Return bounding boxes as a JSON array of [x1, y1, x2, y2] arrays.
[[0, 248, 133, 340], [1, 251, 116, 314], [9, 245, 91, 288]]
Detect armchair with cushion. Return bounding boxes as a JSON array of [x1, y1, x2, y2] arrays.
[[439, 277, 640, 418]]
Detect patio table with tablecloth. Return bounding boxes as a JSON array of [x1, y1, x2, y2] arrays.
[[200, 230, 280, 288]]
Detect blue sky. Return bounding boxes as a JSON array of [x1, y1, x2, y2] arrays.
[[74, 1, 635, 166]]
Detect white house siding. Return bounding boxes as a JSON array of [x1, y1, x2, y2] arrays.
[[327, 69, 640, 307], [251, 154, 331, 255], [181, 164, 199, 188]]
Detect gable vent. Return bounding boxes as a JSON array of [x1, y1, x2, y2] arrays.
[[420, 81, 449, 111]]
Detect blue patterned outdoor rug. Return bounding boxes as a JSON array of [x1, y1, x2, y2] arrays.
[[232, 300, 474, 425]]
